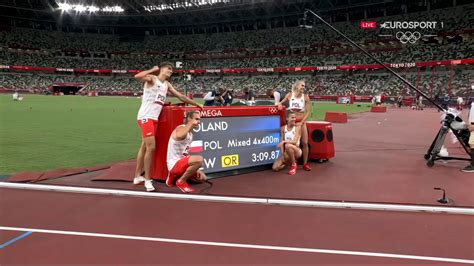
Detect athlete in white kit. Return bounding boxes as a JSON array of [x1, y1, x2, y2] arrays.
[[133, 62, 203, 192], [278, 80, 312, 171], [273, 113, 302, 175], [166, 111, 207, 193]]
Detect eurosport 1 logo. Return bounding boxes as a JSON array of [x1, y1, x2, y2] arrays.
[[360, 20, 444, 44]]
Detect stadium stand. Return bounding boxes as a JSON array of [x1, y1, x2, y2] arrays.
[[0, 3, 473, 100]]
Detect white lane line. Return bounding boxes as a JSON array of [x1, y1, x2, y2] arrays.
[[1, 182, 473, 215], [0, 226, 472, 264]]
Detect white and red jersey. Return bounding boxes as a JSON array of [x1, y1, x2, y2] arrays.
[[167, 125, 193, 171], [137, 77, 168, 121], [288, 93, 306, 113], [284, 125, 300, 146]]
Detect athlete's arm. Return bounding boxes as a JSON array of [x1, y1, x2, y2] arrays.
[[168, 82, 204, 110], [274, 91, 281, 105], [222, 89, 229, 97], [278, 94, 290, 110], [173, 124, 193, 141], [276, 126, 285, 153], [134, 66, 159, 83]]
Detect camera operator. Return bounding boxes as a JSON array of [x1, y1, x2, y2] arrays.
[[203, 87, 225, 106], [222, 88, 234, 106]]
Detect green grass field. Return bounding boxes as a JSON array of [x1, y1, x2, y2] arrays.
[[0, 94, 370, 174]]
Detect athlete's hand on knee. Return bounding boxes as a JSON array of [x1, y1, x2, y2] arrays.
[[277, 141, 286, 149]]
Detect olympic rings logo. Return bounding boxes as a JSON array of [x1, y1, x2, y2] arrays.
[[395, 31, 421, 44], [269, 107, 278, 114]]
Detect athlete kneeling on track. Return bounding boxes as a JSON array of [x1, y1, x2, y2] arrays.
[[166, 111, 207, 193], [273, 113, 303, 175]]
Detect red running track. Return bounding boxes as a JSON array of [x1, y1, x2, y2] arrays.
[[1, 188, 473, 265]]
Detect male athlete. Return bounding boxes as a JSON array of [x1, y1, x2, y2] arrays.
[[166, 111, 207, 193], [133, 62, 203, 192]]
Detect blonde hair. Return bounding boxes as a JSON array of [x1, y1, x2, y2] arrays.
[[292, 80, 305, 94]]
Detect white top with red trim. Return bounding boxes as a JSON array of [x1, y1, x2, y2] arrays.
[[137, 77, 168, 120], [167, 125, 193, 170], [284, 125, 300, 147], [288, 93, 305, 113]]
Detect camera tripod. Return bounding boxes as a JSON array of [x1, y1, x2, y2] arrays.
[[424, 112, 471, 167], [303, 9, 472, 167]]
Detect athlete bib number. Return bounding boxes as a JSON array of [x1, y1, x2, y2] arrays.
[[154, 94, 166, 105], [183, 145, 190, 156]]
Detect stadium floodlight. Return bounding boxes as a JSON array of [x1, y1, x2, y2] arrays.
[[56, 1, 124, 13], [102, 6, 124, 12], [88, 6, 100, 12], [58, 3, 72, 11], [142, 0, 229, 11], [113, 6, 124, 12], [74, 4, 87, 12]]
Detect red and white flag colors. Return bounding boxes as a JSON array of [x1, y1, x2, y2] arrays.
[[189, 140, 203, 153]]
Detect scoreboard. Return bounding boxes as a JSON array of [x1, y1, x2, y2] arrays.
[[152, 105, 285, 180], [190, 115, 281, 175]]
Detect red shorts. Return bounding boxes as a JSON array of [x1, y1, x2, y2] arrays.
[[169, 156, 198, 180], [137, 118, 158, 138]]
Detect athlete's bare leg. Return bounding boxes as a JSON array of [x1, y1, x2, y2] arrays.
[[301, 123, 309, 165], [177, 155, 203, 183], [134, 142, 146, 178], [285, 144, 303, 165], [272, 156, 286, 171], [142, 136, 156, 180]]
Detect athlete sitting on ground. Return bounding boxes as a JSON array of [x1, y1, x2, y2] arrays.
[[166, 111, 207, 193], [272, 113, 303, 175]]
